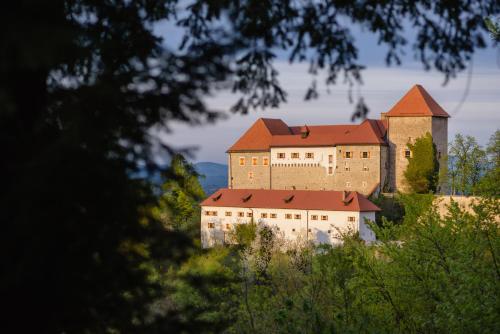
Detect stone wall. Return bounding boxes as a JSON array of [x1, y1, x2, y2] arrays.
[[229, 152, 271, 189], [432, 117, 449, 192], [387, 116, 433, 192]]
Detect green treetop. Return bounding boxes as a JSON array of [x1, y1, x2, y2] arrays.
[[404, 133, 440, 193]]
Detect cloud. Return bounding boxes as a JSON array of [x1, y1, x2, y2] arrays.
[[157, 62, 500, 164]]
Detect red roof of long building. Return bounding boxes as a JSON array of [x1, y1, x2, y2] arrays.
[[228, 118, 387, 152], [200, 188, 381, 212]]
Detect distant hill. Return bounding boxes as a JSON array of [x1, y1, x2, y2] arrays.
[[194, 162, 228, 195]]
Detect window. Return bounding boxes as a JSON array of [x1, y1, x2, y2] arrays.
[[363, 165, 369, 171], [438, 151, 442, 159], [306, 152, 314, 159], [361, 151, 370, 159], [247, 212, 253, 217], [208, 223, 215, 228], [345, 151, 352, 159], [362, 181, 367, 188], [270, 213, 277, 218], [348, 216, 356, 222], [239, 157, 245, 166], [308, 228, 312, 232], [292, 228, 296, 232], [238, 212, 244, 217], [346, 181, 351, 188], [321, 215, 328, 221], [404, 149, 411, 158], [248, 171, 254, 179], [285, 213, 292, 219], [263, 157, 269, 166], [291, 152, 300, 159], [327, 230, 332, 234], [205, 211, 217, 216], [344, 163, 350, 171], [328, 167, 333, 175], [328, 154, 333, 163], [294, 214, 301, 219], [311, 215, 318, 220], [277, 152, 285, 159], [261, 213, 267, 218], [225, 211, 232, 217], [252, 157, 258, 166]]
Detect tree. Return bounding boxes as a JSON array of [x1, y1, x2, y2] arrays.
[[1, 1, 498, 332], [448, 134, 487, 195], [475, 130, 500, 197], [404, 133, 440, 193], [156, 154, 206, 236]]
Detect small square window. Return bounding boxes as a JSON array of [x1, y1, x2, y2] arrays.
[[311, 215, 318, 220], [348, 216, 356, 222], [327, 230, 331, 234], [208, 223, 215, 229], [362, 151, 369, 159], [292, 228, 296, 232], [405, 149, 411, 158], [247, 212, 253, 217], [225, 211, 232, 217], [276, 227, 280, 231], [344, 163, 350, 171], [321, 215, 328, 221], [261, 213, 267, 218], [291, 152, 300, 159], [238, 212, 244, 217], [263, 157, 269, 166], [306, 152, 314, 159], [345, 151, 352, 159], [248, 171, 254, 179], [239, 157, 245, 166], [363, 165, 369, 171], [270, 213, 277, 218], [328, 155, 333, 163], [285, 214, 292, 219], [308, 228, 312, 233], [277, 153, 285, 159], [252, 157, 258, 166], [294, 214, 301, 219], [328, 167, 333, 174]]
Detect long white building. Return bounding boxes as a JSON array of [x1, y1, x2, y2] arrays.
[[200, 188, 380, 248]]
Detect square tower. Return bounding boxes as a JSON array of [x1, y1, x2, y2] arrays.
[[385, 85, 449, 192]]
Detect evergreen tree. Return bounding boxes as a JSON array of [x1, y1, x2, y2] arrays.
[[403, 133, 440, 193]]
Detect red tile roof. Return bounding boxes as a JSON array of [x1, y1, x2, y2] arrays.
[[227, 118, 291, 152], [386, 85, 450, 118], [228, 119, 387, 152], [201, 188, 381, 212]]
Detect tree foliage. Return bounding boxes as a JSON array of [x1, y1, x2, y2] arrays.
[[403, 133, 440, 193], [448, 133, 488, 195], [474, 130, 500, 197]]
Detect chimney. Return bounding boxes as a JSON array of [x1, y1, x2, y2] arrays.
[[380, 112, 388, 121], [300, 125, 310, 138]]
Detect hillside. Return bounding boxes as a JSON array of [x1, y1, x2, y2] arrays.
[[194, 162, 228, 195]]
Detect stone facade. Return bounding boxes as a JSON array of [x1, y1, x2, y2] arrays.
[[386, 116, 448, 192], [387, 116, 433, 192], [230, 145, 386, 195], [228, 152, 270, 189]]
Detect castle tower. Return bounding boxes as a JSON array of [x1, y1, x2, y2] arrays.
[[385, 85, 450, 192]]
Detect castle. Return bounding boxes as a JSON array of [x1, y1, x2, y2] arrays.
[[200, 85, 449, 247], [226, 85, 449, 195]]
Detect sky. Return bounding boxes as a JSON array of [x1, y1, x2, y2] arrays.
[[154, 19, 500, 165]]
